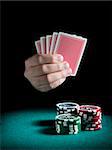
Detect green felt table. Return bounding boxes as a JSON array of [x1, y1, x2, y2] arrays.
[[1, 109, 112, 150]]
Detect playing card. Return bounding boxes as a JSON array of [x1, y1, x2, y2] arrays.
[[54, 32, 87, 76], [35, 40, 41, 54], [50, 32, 58, 54], [40, 36, 46, 54], [46, 35, 52, 54]]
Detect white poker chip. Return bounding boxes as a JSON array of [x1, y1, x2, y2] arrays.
[[56, 102, 80, 109], [56, 102, 80, 116]]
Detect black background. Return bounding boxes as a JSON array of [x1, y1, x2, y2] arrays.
[[1, 1, 112, 113]]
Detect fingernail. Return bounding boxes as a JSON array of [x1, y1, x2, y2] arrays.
[[56, 55, 64, 62], [64, 62, 69, 69]]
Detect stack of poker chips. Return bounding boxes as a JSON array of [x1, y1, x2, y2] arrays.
[[55, 102, 81, 135], [55, 102, 102, 134], [55, 114, 81, 135], [79, 105, 102, 131], [56, 102, 80, 115]]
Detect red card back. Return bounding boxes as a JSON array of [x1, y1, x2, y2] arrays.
[[55, 32, 87, 76]]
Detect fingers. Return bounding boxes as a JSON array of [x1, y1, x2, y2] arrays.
[[42, 61, 69, 74], [25, 54, 39, 68], [25, 67, 69, 92], [29, 75, 49, 87], [24, 54, 72, 92], [50, 78, 66, 89], [25, 54, 64, 68], [25, 61, 70, 77], [25, 67, 72, 88], [25, 65, 44, 77], [32, 83, 51, 92], [24, 66, 71, 87], [33, 77, 66, 92], [38, 54, 64, 64], [47, 68, 72, 83]]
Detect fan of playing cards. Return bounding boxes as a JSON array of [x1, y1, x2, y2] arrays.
[[35, 32, 87, 76]]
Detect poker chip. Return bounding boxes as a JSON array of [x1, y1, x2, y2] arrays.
[[55, 103, 102, 134], [79, 105, 102, 131], [55, 114, 81, 135], [85, 124, 102, 131], [56, 102, 80, 116]]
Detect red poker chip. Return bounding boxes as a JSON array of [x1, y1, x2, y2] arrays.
[[94, 125, 102, 130], [85, 127, 101, 131], [87, 120, 102, 125], [80, 114, 101, 122], [79, 105, 102, 131], [85, 125, 102, 131], [82, 118, 102, 124], [89, 123, 102, 128], [92, 116, 102, 121], [80, 105, 101, 113]]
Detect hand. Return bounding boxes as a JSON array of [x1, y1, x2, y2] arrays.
[[24, 54, 72, 92]]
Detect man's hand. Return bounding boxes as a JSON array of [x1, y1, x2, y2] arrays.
[[24, 54, 72, 92]]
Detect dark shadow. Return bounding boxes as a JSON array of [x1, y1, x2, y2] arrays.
[[32, 119, 57, 135], [38, 127, 57, 135], [32, 119, 54, 127]]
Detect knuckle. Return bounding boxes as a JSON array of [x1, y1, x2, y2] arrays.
[[50, 81, 58, 89], [47, 74, 52, 83], [42, 64, 47, 73], [31, 80, 36, 86], [49, 83, 54, 89], [38, 88, 45, 92], [41, 88, 49, 92], [25, 59, 29, 67], [24, 70, 31, 81], [31, 79, 40, 88], [38, 88, 49, 92], [24, 70, 28, 78]]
